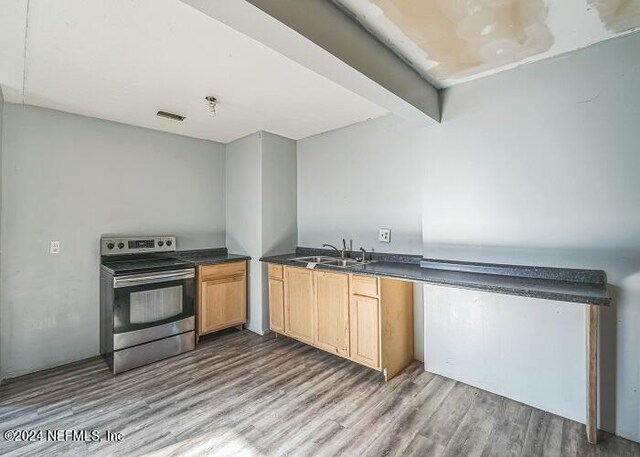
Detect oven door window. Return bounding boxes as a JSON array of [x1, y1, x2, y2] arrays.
[[113, 278, 195, 334], [130, 285, 183, 324]]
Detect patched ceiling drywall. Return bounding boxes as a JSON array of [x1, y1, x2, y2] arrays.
[[334, 0, 640, 88], [0, 0, 387, 143]]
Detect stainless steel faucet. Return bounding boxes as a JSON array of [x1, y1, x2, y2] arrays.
[[323, 239, 350, 259], [322, 243, 344, 258], [359, 247, 367, 262]]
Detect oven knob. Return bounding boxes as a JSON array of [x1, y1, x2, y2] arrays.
[[117, 242, 125, 249], [107, 242, 115, 250], [158, 241, 164, 247], [166, 240, 173, 246]]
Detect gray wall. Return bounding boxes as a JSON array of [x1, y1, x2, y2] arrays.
[[296, 32, 640, 442], [0, 104, 226, 378], [261, 132, 297, 332], [297, 115, 424, 254], [226, 131, 298, 334], [226, 132, 264, 333], [423, 32, 640, 442], [261, 132, 297, 259]]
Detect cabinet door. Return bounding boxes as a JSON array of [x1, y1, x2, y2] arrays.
[[314, 271, 349, 356], [349, 294, 380, 369], [284, 267, 315, 343], [269, 278, 285, 333], [199, 275, 246, 334]]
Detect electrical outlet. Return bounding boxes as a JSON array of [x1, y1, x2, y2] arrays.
[[50, 240, 60, 254], [378, 228, 391, 243]]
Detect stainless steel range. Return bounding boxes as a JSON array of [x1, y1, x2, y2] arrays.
[[100, 235, 195, 374]]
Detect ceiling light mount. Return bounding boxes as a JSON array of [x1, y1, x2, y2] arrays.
[[205, 96, 218, 117]]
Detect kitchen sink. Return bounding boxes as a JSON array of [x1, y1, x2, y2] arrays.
[[290, 256, 374, 268], [321, 259, 374, 268], [290, 255, 337, 264]]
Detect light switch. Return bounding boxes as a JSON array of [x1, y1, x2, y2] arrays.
[[50, 240, 60, 254], [378, 228, 391, 243]]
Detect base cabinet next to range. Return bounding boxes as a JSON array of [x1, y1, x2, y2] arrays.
[[197, 261, 247, 338], [284, 267, 315, 344], [267, 264, 413, 381]]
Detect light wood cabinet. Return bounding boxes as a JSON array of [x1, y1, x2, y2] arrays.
[[349, 293, 380, 369], [268, 278, 285, 332], [314, 271, 349, 356], [378, 278, 414, 381], [268, 264, 285, 333], [197, 261, 247, 338], [267, 264, 413, 380], [284, 267, 315, 344], [351, 275, 378, 298]]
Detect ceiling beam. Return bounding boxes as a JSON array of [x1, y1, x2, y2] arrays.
[[180, 0, 440, 125], [0, 0, 28, 103]]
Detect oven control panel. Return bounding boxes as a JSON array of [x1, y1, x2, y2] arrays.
[[101, 236, 176, 255]]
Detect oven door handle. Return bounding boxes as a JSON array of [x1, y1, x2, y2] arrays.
[[113, 268, 195, 288]]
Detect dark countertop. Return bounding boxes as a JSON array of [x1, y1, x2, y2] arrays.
[[260, 250, 611, 306], [174, 248, 250, 266]]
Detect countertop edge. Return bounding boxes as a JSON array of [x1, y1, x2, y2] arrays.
[[260, 255, 611, 307], [175, 254, 251, 267]]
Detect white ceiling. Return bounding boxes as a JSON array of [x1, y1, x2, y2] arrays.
[[3, 0, 637, 141], [0, 0, 388, 143], [335, 0, 640, 88]]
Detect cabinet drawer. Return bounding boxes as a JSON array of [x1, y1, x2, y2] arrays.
[[351, 275, 378, 297], [268, 263, 283, 280], [199, 261, 246, 281]]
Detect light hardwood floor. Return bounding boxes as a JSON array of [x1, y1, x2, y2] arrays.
[[0, 330, 638, 456]]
